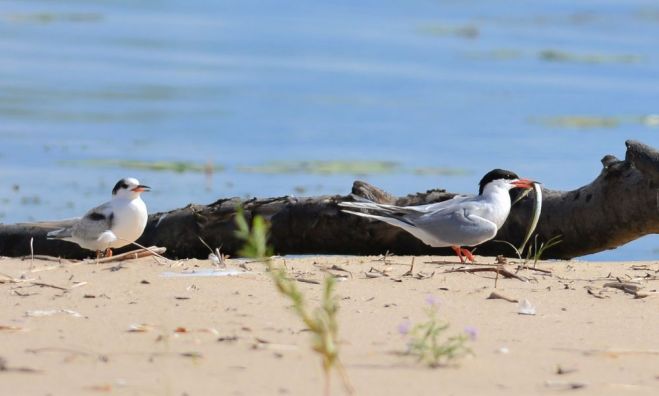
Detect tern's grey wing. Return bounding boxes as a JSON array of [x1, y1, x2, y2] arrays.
[[404, 194, 473, 213], [69, 201, 115, 241], [412, 202, 498, 247], [339, 201, 415, 215], [27, 218, 79, 231], [342, 197, 497, 248], [339, 194, 473, 216]]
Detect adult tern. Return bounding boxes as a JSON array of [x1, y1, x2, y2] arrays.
[[47, 177, 150, 257], [339, 169, 535, 263]]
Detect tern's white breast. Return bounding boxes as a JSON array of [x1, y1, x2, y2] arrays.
[[476, 184, 513, 228], [109, 197, 148, 248]]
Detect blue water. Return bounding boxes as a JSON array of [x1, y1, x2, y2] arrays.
[[0, 0, 657, 260]]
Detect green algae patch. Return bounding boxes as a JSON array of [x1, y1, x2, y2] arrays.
[[417, 23, 480, 39], [462, 49, 523, 61], [237, 160, 401, 175], [538, 50, 642, 64], [531, 114, 659, 130], [534, 116, 622, 129], [412, 167, 471, 176], [4, 12, 103, 24], [61, 159, 223, 173]]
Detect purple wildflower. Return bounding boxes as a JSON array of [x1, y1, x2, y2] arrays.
[[464, 326, 478, 341], [425, 294, 441, 308], [397, 320, 411, 335]]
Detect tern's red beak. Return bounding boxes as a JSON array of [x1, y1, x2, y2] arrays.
[[132, 185, 151, 193], [512, 178, 535, 189]]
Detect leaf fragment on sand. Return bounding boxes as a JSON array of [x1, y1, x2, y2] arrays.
[[556, 365, 578, 375], [0, 325, 27, 332], [126, 323, 155, 333], [25, 309, 83, 318], [586, 287, 609, 299], [544, 380, 587, 390], [487, 291, 519, 303], [517, 299, 536, 315], [160, 269, 249, 278], [174, 327, 221, 336], [496, 346, 510, 354], [295, 278, 321, 285], [181, 352, 203, 359], [603, 282, 642, 295], [634, 291, 658, 299], [198, 328, 220, 336], [84, 384, 113, 392], [217, 335, 239, 343]]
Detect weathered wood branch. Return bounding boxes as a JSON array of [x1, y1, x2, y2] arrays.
[[0, 140, 657, 260]]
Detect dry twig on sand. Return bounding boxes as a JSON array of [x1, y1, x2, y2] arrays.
[[487, 291, 519, 303], [555, 347, 659, 357], [443, 266, 527, 282], [603, 281, 641, 295], [0, 272, 69, 292], [91, 246, 167, 264], [402, 257, 415, 277]]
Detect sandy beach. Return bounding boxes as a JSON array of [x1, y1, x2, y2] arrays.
[[1, 253, 658, 395]]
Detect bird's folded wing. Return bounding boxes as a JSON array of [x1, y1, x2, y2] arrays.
[[70, 202, 114, 241], [339, 194, 472, 215], [19, 218, 80, 230], [415, 207, 498, 246], [23, 218, 81, 240]]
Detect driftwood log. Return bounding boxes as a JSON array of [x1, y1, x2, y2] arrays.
[[0, 140, 657, 260]]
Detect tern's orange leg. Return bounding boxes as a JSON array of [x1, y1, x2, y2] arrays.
[[460, 248, 475, 263], [104, 248, 113, 258], [451, 246, 465, 264]]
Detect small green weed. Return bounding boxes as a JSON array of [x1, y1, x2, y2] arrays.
[[495, 234, 562, 267], [234, 208, 353, 395], [527, 234, 562, 268], [400, 296, 474, 367]]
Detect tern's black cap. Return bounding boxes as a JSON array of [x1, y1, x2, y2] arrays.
[[112, 179, 131, 195], [478, 169, 519, 195]]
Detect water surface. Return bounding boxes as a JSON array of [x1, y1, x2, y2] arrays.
[[1, 0, 657, 260]]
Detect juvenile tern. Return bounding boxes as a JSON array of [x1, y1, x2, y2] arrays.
[[47, 177, 150, 257], [339, 169, 535, 263]]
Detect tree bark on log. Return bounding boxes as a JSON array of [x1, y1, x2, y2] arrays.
[[1, 140, 657, 260]]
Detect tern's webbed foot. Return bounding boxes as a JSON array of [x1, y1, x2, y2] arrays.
[[451, 246, 465, 264], [451, 246, 476, 263], [460, 248, 475, 263], [95, 249, 113, 259]]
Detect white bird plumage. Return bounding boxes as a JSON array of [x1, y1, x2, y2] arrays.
[[47, 177, 150, 255], [339, 169, 534, 263]]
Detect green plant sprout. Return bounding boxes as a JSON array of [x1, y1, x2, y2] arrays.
[[495, 234, 562, 268], [401, 296, 474, 367], [234, 208, 273, 259], [234, 207, 353, 396], [527, 234, 562, 267]]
